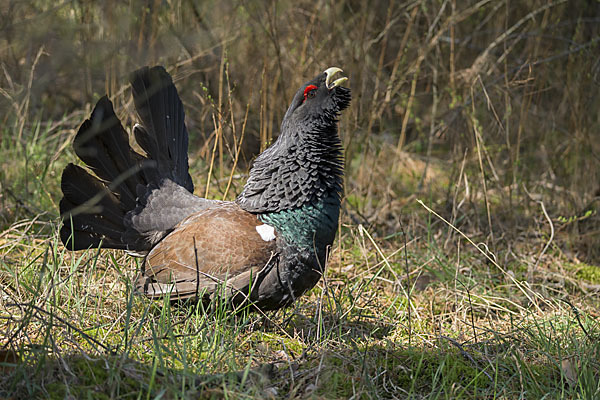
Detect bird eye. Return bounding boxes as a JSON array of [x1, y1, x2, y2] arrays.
[[303, 85, 318, 102]]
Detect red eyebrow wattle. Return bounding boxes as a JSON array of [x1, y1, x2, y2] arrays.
[[303, 85, 317, 98]]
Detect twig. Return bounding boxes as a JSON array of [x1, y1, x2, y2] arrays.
[[470, 83, 494, 244], [522, 185, 555, 271], [5, 302, 113, 354], [559, 299, 593, 342], [456, 279, 478, 344], [400, 217, 411, 345]]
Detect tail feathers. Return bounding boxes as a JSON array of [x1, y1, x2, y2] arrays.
[[60, 66, 196, 252], [60, 164, 128, 250], [60, 208, 128, 250], [73, 96, 151, 210], [130, 66, 193, 192]]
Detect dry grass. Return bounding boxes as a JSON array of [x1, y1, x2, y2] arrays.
[[1, 0, 600, 398]]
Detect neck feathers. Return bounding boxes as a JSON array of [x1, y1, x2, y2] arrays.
[[237, 121, 344, 214]]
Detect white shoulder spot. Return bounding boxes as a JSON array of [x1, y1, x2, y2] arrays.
[[255, 224, 276, 241]]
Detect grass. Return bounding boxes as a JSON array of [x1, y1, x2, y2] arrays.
[[2, 0, 600, 398], [1, 156, 598, 397]]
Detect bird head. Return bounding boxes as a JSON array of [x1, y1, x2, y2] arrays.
[[281, 67, 351, 133]]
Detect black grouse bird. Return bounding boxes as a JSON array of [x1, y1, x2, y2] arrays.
[[60, 66, 350, 310]]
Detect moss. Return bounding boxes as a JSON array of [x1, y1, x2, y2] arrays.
[[45, 383, 68, 400], [320, 370, 356, 397], [564, 262, 600, 284], [574, 264, 600, 284], [45, 382, 111, 400], [315, 355, 357, 397], [389, 348, 493, 394], [72, 357, 111, 381], [36, 357, 145, 399], [252, 331, 305, 356], [315, 345, 496, 398]]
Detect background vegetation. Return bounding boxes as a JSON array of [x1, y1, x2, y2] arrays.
[[1, 0, 599, 398]]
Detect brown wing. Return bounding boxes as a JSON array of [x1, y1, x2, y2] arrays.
[[136, 203, 277, 302]]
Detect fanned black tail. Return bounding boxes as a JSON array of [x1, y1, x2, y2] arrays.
[[60, 66, 195, 251]]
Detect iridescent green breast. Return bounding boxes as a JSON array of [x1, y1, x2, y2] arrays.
[[259, 195, 340, 251]]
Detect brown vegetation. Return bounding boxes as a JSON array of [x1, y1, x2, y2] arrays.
[[0, 1, 599, 397]]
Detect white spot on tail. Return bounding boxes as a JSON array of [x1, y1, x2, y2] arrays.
[[256, 224, 276, 241]]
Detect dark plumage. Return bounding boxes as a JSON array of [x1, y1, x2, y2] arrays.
[[60, 65, 351, 310]]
